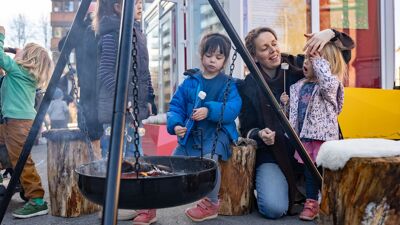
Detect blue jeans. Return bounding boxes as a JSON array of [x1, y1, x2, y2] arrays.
[[304, 166, 320, 200], [100, 123, 143, 158], [205, 154, 221, 204], [255, 163, 288, 219]]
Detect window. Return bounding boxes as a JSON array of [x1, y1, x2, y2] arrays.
[[320, 0, 381, 88], [188, 0, 228, 69], [145, 1, 178, 113], [246, 0, 311, 55]]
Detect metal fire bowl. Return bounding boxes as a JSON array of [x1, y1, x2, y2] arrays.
[[75, 156, 217, 209]]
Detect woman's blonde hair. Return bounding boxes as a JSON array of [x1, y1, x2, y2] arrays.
[[320, 42, 348, 82], [16, 43, 53, 88]]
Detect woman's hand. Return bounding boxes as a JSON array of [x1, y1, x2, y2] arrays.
[[303, 29, 335, 55], [192, 107, 208, 121], [0, 26, 5, 35], [280, 92, 289, 106], [258, 128, 276, 146], [174, 125, 187, 138]]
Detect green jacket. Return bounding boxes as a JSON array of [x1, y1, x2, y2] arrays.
[[0, 33, 37, 120]]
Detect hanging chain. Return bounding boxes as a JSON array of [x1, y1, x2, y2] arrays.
[[210, 49, 237, 158], [129, 29, 141, 176], [67, 60, 95, 161]]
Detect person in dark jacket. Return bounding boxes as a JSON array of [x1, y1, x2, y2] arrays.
[[58, 2, 103, 159], [238, 27, 354, 219], [93, 0, 155, 160]]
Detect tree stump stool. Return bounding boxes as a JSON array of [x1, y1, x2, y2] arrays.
[[44, 129, 101, 217], [218, 138, 257, 215], [316, 139, 400, 225]]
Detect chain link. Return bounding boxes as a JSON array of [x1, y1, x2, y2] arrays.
[[210, 50, 237, 158], [67, 60, 95, 161], [129, 29, 141, 176]]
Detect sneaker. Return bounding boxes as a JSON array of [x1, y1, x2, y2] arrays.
[[185, 198, 219, 222], [12, 201, 48, 219], [97, 209, 138, 221], [299, 199, 319, 221], [118, 209, 138, 220], [133, 209, 157, 225]]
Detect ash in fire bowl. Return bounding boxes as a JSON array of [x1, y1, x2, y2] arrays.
[[76, 156, 216, 179]]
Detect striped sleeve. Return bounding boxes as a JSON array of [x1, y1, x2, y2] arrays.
[[98, 34, 117, 93]]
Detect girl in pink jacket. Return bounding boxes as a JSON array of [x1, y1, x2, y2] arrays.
[[280, 42, 346, 221]]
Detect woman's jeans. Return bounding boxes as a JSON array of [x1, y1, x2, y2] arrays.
[[255, 163, 288, 219]]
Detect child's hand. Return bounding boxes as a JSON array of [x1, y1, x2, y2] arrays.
[[174, 125, 187, 138], [280, 92, 289, 105], [258, 128, 276, 146], [0, 26, 5, 35], [192, 107, 208, 121]]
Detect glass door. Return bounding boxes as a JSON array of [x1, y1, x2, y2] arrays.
[[144, 0, 178, 113], [187, 0, 227, 69]]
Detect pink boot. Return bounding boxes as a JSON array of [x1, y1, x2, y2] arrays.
[[132, 209, 157, 225], [185, 198, 219, 222], [299, 199, 319, 221]]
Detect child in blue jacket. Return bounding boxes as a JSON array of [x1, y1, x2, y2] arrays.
[[133, 33, 242, 224]]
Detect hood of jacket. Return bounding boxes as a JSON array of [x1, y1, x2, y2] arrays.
[[98, 14, 120, 36]]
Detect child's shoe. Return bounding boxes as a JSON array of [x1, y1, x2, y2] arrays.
[[12, 200, 48, 219], [299, 199, 319, 221], [132, 209, 157, 225], [185, 198, 219, 222]]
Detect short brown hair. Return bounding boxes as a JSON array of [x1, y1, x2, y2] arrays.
[[245, 27, 277, 57], [199, 33, 231, 65]]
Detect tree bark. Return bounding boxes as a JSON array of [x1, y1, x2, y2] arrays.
[[319, 157, 400, 225], [45, 129, 101, 217], [218, 138, 257, 215]]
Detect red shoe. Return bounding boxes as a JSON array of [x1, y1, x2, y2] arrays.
[[299, 199, 319, 221], [132, 209, 157, 225], [185, 198, 219, 222]]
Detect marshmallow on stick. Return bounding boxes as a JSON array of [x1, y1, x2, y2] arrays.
[[281, 63, 289, 93]]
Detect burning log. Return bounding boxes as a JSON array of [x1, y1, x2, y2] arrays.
[[121, 160, 173, 178]]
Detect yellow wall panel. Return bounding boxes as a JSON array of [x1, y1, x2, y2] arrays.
[[339, 88, 400, 139]]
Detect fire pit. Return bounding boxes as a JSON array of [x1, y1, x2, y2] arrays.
[[75, 156, 217, 209]]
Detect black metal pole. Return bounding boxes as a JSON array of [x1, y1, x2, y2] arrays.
[[207, 0, 322, 184], [102, 0, 135, 224], [0, 0, 92, 222]]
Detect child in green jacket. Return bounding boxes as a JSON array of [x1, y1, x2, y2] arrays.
[[0, 25, 53, 219]]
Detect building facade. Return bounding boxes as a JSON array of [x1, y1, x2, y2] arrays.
[[49, 0, 399, 113], [142, 0, 400, 113]]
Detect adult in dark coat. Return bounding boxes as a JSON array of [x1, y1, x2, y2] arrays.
[[238, 27, 354, 219], [94, 0, 156, 158], [58, 2, 104, 144]]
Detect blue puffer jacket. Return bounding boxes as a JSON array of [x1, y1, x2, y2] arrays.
[[167, 69, 242, 144]]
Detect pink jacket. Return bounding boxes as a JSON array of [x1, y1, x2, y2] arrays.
[[289, 57, 344, 141]]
